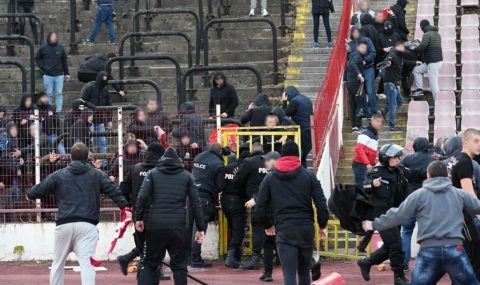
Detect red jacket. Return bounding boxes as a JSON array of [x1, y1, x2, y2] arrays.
[[352, 127, 378, 165]]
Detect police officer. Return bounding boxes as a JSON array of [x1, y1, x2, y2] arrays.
[[357, 144, 410, 285], [222, 144, 251, 268], [190, 142, 226, 267], [234, 142, 269, 270], [116, 143, 165, 276]]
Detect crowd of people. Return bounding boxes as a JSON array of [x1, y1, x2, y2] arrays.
[[346, 0, 443, 131]]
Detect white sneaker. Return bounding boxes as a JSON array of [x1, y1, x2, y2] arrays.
[[377, 93, 387, 100], [261, 9, 269, 17], [249, 9, 255, 16]]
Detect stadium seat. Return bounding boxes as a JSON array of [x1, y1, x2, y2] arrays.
[[461, 14, 480, 27], [434, 126, 457, 142], [439, 27, 457, 39], [462, 75, 480, 90], [461, 38, 480, 51], [462, 63, 480, 75], [439, 4, 458, 15], [461, 50, 480, 64], [408, 100, 430, 115], [461, 26, 480, 39], [441, 38, 457, 51], [406, 125, 430, 140], [439, 62, 456, 76], [462, 100, 480, 114], [461, 0, 480, 6], [438, 76, 457, 90], [435, 100, 456, 115], [407, 113, 429, 127], [442, 51, 457, 63], [417, 5, 434, 16], [461, 90, 480, 103], [438, 15, 457, 27], [461, 114, 480, 130], [436, 91, 456, 101]]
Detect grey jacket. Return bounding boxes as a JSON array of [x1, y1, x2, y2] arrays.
[[373, 177, 480, 247]]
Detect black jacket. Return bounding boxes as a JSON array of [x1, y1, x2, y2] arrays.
[[256, 159, 329, 234], [233, 151, 268, 199], [28, 161, 128, 225], [223, 153, 249, 197], [311, 0, 335, 15], [415, 25, 443, 64], [135, 149, 206, 231], [35, 32, 69, 76], [240, 94, 272, 127], [346, 51, 365, 83], [360, 14, 379, 51], [191, 149, 226, 198], [209, 73, 239, 117], [175, 102, 205, 148], [380, 49, 404, 83], [271, 107, 295, 126], [37, 102, 60, 136], [401, 137, 434, 195], [390, 0, 409, 40], [377, 29, 402, 59], [78, 53, 110, 75], [283, 86, 313, 131], [80, 71, 112, 124]]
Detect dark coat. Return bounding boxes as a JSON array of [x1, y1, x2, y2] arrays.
[[346, 51, 365, 83], [283, 86, 313, 131], [377, 28, 402, 59], [146, 110, 172, 134], [135, 149, 206, 231], [209, 73, 239, 117], [271, 107, 295, 126], [78, 53, 110, 75], [80, 71, 112, 124], [380, 49, 404, 83], [415, 25, 443, 64], [390, 0, 409, 40], [233, 151, 267, 199], [401, 137, 435, 195], [28, 160, 129, 225], [128, 120, 158, 145], [311, 0, 335, 15], [12, 93, 35, 141], [240, 94, 272, 127], [175, 102, 206, 148], [191, 149, 226, 198], [223, 152, 249, 198], [35, 32, 69, 76], [37, 102, 60, 136]]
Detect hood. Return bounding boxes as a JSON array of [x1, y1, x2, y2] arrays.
[[422, 177, 453, 193], [396, 0, 408, 9], [254, 94, 271, 107], [212, 72, 227, 88], [384, 20, 394, 35], [179, 101, 196, 114], [72, 99, 85, 111], [19, 93, 33, 110], [285, 86, 300, 101], [350, 26, 361, 40], [156, 148, 185, 174], [95, 71, 108, 89], [0, 104, 6, 113], [271, 106, 286, 120], [66, 160, 92, 175], [46, 32, 57, 46], [145, 142, 165, 164], [444, 136, 462, 156], [275, 156, 301, 173], [6, 121, 17, 137], [360, 13, 374, 25], [413, 137, 430, 153], [423, 25, 438, 33]]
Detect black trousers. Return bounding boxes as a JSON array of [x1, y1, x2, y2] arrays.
[[463, 216, 480, 280], [263, 236, 276, 274], [138, 228, 187, 285], [300, 130, 312, 168], [191, 193, 215, 257], [17, 4, 39, 44], [221, 195, 246, 252], [346, 81, 363, 128], [251, 208, 266, 255], [312, 13, 332, 43], [369, 227, 404, 273], [277, 242, 312, 285], [132, 227, 145, 256]]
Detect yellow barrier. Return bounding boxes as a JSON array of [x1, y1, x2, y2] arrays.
[[217, 125, 303, 256]]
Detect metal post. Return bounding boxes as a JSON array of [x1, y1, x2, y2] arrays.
[[207, 0, 214, 19], [117, 107, 124, 183], [70, 0, 78, 54], [198, 0, 205, 49], [0, 35, 36, 93], [6, 0, 16, 56], [34, 109, 41, 222], [216, 104, 221, 143], [0, 60, 27, 93], [280, 0, 287, 37], [145, 0, 152, 31]]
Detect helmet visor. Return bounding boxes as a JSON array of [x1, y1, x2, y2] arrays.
[[385, 144, 405, 158]]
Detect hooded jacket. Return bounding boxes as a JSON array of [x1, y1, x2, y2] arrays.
[[35, 32, 69, 76], [373, 177, 480, 247], [191, 148, 226, 198], [135, 148, 206, 231], [271, 107, 295, 126], [377, 21, 402, 58], [348, 27, 376, 68], [256, 156, 329, 245], [311, 0, 335, 15], [12, 93, 35, 126], [360, 14, 379, 49], [390, 0, 409, 40], [209, 73, 239, 117], [401, 137, 434, 194], [0, 105, 10, 130], [283, 86, 313, 131], [81, 71, 112, 124], [176, 102, 205, 148], [127, 109, 159, 145], [78, 53, 110, 75], [380, 49, 404, 83], [233, 151, 267, 199], [346, 50, 366, 83], [223, 151, 250, 197], [350, 9, 375, 27], [353, 125, 378, 165], [240, 94, 272, 126], [415, 25, 443, 64], [28, 160, 128, 225], [36, 99, 59, 136]]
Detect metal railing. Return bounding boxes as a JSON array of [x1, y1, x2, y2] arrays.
[[105, 55, 179, 106], [0, 13, 44, 45], [0, 35, 35, 92], [180, 65, 263, 107], [204, 18, 280, 85], [0, 60, 27, 93], [132, 8, 202, 58], [69, 0, 78, 54]]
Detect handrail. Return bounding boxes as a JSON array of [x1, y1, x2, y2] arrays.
[[180, 65, 263, 108], [204, 18, 279, 85], [132, 8, 201, 60], [0, 13, 44, 45], [0, 60, 27, 93], [69, 0, 78, 54], [6, 0, 16, 55], [0, 35, 35, 92]]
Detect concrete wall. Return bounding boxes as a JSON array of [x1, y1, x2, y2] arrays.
[[0, 222, 219, 262]]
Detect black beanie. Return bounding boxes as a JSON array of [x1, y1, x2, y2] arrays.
[[420, 19, 430, 30], [281, 141, 300, 157], [147, 142, 165, 157], [161, 147, 180, 161]]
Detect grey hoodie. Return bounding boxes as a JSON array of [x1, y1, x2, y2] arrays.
[[373, 177, 480, 247]]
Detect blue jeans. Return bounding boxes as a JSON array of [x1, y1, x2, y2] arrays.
[[48, 134, 66, 154], [43, 75, 64, 112], [363, 67, 377, 116], [412, 245, 480, 285], [352, 161, 368, 188], [384, 82, 403, 127], [91, 123, 107, 154], [10, 178, 21, 205], [401, 215, 416, 268], [88, 5, 116, 42]]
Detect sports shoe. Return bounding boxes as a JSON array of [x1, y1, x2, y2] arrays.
[[390, 125, 398, 131], [357, 258, 372, 281], [313, 42, 320, 49], [261, 9, 269, 17], [83, 38, 93, 45], [326, 42, 333, 48], [352, 127, 360, 133], [377, 93, 387, 100], [190, 256, 212, 268], [410, 89, 424, 98], [259, 272, 273, 282], [107, 40, 116, 45], [249, 9, 255, 16]]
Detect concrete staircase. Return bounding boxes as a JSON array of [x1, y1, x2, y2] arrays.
[[335, 0, 418, 185], [0, 0, 295, 113], [285, 0, 343, 101]]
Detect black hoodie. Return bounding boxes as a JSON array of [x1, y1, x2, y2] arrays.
[[240, 94, 272, 126], [81, 71, 112, 124], [209, 72, 239, 117], [390, 0, 409, 40], [12, 93, 35, 143], [401, 137, 434, 195], [135, 148, 206, 231], [28, 160, 128, 225], [36, 98, 59, 136], [360, 14, 379, 50], [35, 32, 69, 76], [176, 102, 205, 147], [377, 21, 402, 59]]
